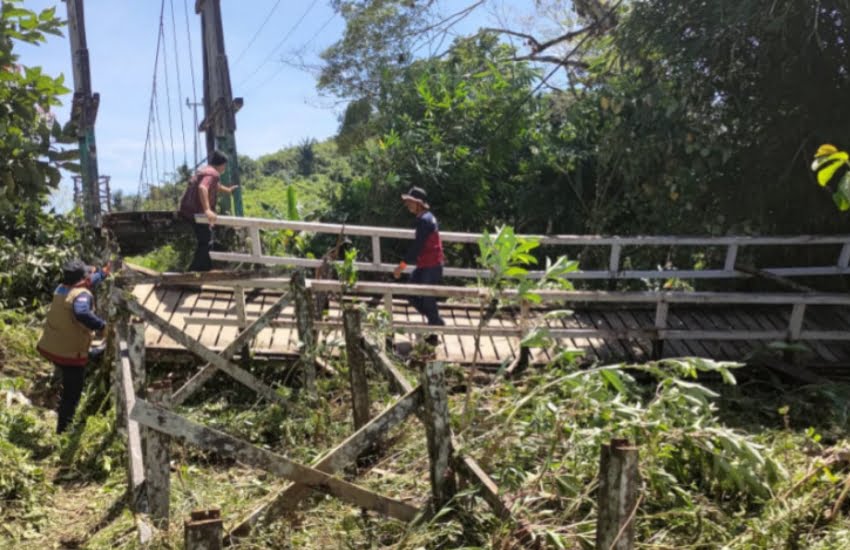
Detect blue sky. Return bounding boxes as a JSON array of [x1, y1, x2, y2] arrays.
[[16, 0, 554, 210]]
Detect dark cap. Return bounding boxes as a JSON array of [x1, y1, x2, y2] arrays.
[[400, 186, 430, 209], [62, 259, 91, 285], [209, 150, 229, 167]]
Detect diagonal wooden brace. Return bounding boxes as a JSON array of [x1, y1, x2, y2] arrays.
[[120, 297, 286, 405], [362, 336, 514, 520], [129, 399, 419, 522], [226, 387, 423, 542], [171, 293, 292, 405]]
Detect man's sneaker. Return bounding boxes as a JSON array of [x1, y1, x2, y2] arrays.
[[425, 334, 440, 347]]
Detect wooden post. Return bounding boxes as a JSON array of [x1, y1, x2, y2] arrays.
[[419, 360, 456, 512], [343, 308, 371, 430], [652, 301, 668, 360], [596, 439, 639, 550], [292, 271, 317, 398], [144, 380, 172, 529], [128, 322, 147, 399], [185, 509, 223, 550]]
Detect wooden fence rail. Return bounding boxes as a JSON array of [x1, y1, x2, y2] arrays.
[[202, 214, 850, 281]]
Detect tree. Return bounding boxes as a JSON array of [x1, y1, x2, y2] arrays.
[[0, 1, 77, 212]]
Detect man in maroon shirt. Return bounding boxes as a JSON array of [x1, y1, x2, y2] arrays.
[[394, 187, 446, 341], [178, 151, 239, 271]]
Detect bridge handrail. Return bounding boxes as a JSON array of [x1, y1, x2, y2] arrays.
[[200, 215, 850, 281], [149, 275, 850, 343]]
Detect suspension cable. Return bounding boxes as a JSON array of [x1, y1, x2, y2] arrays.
[[169, 0, 188, 166]]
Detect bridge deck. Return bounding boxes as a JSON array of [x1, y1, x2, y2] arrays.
[[133, 285, 850, 367]]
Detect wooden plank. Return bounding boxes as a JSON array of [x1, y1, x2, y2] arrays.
[[205, 214, 850, 246], [122, 298, 286, 405], [612, 310, 652, 360], [662, 310, 709, 357], [603, 310, 644, 362], [589, 310, 630, 360], [695, 309, 750, 358], [180, 289, 204, 342], [130, 399, 419, 522], [171, 293, 293, 405], [226, 388, 424, 542], [678, 310, 728, 359], [445, 307, 467, 363], [466, 308, 498, 364], [572, 310, 609, 361], [114, 336, 147, 516]]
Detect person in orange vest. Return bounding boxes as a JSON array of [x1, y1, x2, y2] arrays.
[[37, 260, 109, 433], [178, 150, 240, 271]]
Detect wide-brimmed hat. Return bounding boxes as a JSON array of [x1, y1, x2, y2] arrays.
[[400, 186, 430, 209]]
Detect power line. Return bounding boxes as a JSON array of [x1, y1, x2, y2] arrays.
[[237, 0, 320, 88], [233, 0, 283, 65], [245, 11, 336, 95]]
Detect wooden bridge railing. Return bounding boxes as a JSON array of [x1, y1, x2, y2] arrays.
[[202, 214, 850, 281], [137, 271, 850, 343]]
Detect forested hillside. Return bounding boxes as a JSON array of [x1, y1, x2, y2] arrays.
[[4, 1, 850, 549]]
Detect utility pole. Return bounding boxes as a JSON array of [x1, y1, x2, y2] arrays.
[[195, 0, 244, 216], [186, 97, 202, 168], [64, 0, 102, 226]]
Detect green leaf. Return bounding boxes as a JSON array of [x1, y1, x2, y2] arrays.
[[833, 190, 850, 211], [816, 155, 849, 186], [835, 172, 850, 212], [600, 369, 628, 394]]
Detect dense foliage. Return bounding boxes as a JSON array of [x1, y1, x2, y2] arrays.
[[0, 1, 77, 212], [321, 0, 850, 243]]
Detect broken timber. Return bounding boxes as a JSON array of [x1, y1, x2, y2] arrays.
[[118, 296, 285, 405], [113, 332, 153, 544], [226, 387, 424, 543], [362, 337, 515, 520], [170, 292, 293, 405], [596, 439, 639, 550], [129, 398, 419, 522], [185, 509, 224, 550]]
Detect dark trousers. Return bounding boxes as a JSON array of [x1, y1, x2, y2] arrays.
[[189, 223, 213, 272], [409, 266, 445, 326], [55, 364, 86, 434]]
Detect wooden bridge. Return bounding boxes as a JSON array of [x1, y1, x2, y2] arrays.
[[107, 213, 850, 373]]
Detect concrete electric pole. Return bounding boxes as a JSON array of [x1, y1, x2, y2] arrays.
[[64, 0, 102, 226], [195, 0, 244, 216]]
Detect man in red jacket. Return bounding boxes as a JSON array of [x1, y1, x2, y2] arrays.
[[178, 151, 239, 271], [394, 187, 446, 342]]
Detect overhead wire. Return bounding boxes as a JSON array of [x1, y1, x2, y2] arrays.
[[244, 11, 337, 95], [237, 0, 320, 88], [232, 0, 283, 65]]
